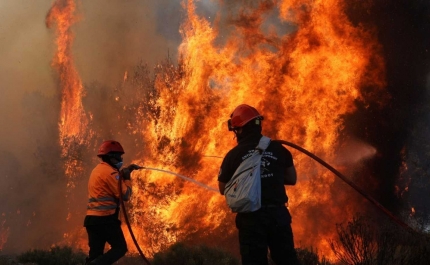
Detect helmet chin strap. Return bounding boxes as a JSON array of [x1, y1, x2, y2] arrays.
[[232, 131, 238, 141]]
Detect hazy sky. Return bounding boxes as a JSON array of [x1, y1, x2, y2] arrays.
[[0, 0, 187, 252], [1, 1, 55, 154], [0, 0, 188, 157]]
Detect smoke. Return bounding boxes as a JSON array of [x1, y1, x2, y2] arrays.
[[0, 0, 56, 156], [1, 0, 430, 256], [73, 0, 183, 85], [72, 0, 219, 85], [0, 0, 60, 251], [0, 0, 186, 253]]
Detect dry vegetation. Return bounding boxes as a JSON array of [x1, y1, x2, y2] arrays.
[[4, 218, 429, 265], [329, 215, 430, 265]]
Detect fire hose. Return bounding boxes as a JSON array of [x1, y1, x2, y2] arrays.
[[275, 139, 415, 233], [118, 170, 151, 265], [117, 166, 216, 264]]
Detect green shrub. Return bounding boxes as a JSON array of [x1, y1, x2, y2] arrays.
[[17, 245, 86, 265], [152, 242, 240, 265]]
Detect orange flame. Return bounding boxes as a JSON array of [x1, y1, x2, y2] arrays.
[[124, 0, 384, 258], [46, 0, 89, 178], [45, 1, 92, 246], [46, 0, 386, 261]]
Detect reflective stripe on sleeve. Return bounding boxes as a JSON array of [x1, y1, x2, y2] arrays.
[[88, 196, 118, 203], [87, 204, 118, 210]]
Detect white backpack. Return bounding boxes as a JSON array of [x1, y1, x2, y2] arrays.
[[224, 136, 271, 213]]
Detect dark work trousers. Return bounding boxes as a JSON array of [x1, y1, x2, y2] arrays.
[[85, 223, 128, 265], [235, 206, 299, 265]]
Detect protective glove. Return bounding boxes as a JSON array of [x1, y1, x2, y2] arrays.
[[120, 168, 131, 180], [127, 164, 144, 172]]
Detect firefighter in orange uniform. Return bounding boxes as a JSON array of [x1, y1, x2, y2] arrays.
[[84, 140, 141, 265]]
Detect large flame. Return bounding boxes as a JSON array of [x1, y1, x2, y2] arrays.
[[46, 0, 89, 182], [125, 0, 385, 257], [46, 0, 385, 261]]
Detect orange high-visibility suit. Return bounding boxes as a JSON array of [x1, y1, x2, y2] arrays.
[[86, 162, 132, 216]]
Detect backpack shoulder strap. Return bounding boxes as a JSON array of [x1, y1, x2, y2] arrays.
[[225, 136, 270, 188], [256, 136, 271, 153]]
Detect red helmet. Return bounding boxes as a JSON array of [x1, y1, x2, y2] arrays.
[[97, 140, 125, 156], [228, 104, 263, 131]]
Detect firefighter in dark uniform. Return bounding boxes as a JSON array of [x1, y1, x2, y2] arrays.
[[218, 104, 300, 265], [84, 140, 141, 265]]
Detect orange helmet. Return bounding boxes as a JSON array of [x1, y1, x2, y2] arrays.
[[97, 140, 125, 157], [228, 104, 263, 131]]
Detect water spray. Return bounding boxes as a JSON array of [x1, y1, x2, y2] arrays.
[[143, 167, 218, 192], [275, 139, 415, 233]]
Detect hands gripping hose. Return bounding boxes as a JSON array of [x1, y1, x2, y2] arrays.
[[118, 165, 151, 265]]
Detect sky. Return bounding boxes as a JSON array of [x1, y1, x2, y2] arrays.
[[1, 1, 55, 155]]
